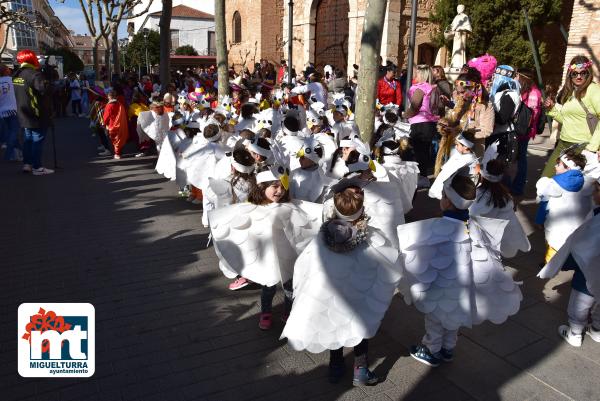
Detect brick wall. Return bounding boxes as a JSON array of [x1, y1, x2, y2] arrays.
[[260, 0, 284, 65], [562, 0, 600, 84], [225, 0, 263, 72]]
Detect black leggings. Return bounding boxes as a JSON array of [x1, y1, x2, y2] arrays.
[[410, 122, 437, 177], [72, 99, 82, 115], [330, 339, 369, 367]]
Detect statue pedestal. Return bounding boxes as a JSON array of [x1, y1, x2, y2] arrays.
[[444, 66, 462, 84]]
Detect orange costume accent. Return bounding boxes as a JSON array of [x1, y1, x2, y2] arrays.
[[103, 99, 129, 156]]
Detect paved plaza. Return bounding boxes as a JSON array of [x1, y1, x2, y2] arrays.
[[2, 117, 599, 401]]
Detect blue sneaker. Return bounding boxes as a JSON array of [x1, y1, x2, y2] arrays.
[[439, 348, 454, 362], [328, 362, 346, 384], [352, 366, 379, 386], [410, 345, 441, 367]]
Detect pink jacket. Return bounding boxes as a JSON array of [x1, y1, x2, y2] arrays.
[[408, 82, 439, 124], [521, 85, 542, 139]]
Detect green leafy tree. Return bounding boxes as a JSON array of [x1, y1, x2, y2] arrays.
[[174, 45, 199, 56], [46, 47, 85, 74], [122, 29, 160, 71], [430, 0, 562, 69]]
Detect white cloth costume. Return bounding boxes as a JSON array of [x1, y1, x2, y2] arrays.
[[281, 227, 402, 352], [208, 200, 322, 286], [381, 156, 420, 214], [155, 128, 188, 181], [397, 215, 522, 331], [538, 211, 600, 297], [469, 189, 531, 258], [429, 152, 477, 200], [137, 110, 170, 150], [536, 177, 594, 250]]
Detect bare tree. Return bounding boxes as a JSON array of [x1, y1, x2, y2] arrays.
[[215, 0, 228, 99], [66, 0, 154, 78], [0, 1, 53, 55], [159, 0, 172, 92], [354, 0, 387, 144]]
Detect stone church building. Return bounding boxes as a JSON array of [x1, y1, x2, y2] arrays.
[[225, 0, 440, 75]]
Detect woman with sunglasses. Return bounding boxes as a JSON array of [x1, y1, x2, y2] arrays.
[[542, 55, 600, 177]]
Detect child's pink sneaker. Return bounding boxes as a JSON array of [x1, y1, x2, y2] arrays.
[[229, 277, 251, 290], [258, 313, 272, 330]]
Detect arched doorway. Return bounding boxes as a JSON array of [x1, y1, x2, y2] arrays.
[[314, 0, 349, 71]]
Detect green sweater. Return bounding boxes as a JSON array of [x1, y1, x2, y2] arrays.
[[548, 82, 600, 151]]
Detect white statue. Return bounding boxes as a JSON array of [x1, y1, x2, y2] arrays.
[[449, 4, 472, 68]]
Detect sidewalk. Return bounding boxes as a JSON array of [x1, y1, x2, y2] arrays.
[[2, 117, 598, 401]]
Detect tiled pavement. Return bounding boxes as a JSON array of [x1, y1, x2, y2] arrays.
[[2, 117, 599, 401]]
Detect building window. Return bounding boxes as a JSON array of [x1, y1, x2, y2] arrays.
[[9, 0, 37, 48], [208, 31, 216, 55], [232, 11, 241, 44], [170, 29, 179, 50], [12, 23, 37, 48]]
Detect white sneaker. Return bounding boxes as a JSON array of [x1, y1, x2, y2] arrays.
[[417, 176, 431, 189], [32, 167, 55, 176], [586, 326, 600, 343], [22, 164, 32, 173], [558, 325, 582, 347], [98, 149, 111, 156]]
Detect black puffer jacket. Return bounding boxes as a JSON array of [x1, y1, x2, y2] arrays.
[[12, 64, 52, 129]]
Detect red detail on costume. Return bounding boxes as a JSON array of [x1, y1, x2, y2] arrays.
[[21, 308, 72, 353]]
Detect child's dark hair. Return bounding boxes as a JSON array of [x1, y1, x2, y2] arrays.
[[247, 167, 290, 205], [450, 175, 476, 207], [333, 186, 364, 217], [479, 159, 512, 208], [184, 126, 199, 138], [283, 116, 300, 132], [458, 131, 476, 149], [556, 150, 587, 170], [241, 103, 257, 119], [345, 149, 360, 166], [329, 148, 343, 173], [231, 148, 256, 189], [239, 129, 256, 141], [203, 123, 220, 139]]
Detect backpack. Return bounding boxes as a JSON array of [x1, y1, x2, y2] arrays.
[[429, 85, 446, 117], [511, 101, 533, 137]]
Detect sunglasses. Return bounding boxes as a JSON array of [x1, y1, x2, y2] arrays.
[[455, 80, 475, 87], [570, 70, 589, 78], [495, 67, 515, 78]]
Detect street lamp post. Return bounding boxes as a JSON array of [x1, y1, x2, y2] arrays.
[[118, 38, 128, 74], [143, 28, 150, 75]]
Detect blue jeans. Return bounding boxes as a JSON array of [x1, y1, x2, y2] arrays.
[[511, 139, 530, 195], [23, 127, 48, 169], [1, 114, 21, 160]]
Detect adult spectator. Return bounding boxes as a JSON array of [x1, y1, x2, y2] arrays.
[[432, 65, 452, 99], [512, 68, 542, 195], [377, 66, 402, 106], [291, 72, 327, 105], [542, 55, 600, 177], [405, 65, 440, 187], [12, 49, 54, 175], [69, 73, 83, 117], [0, 64, 21, 161]]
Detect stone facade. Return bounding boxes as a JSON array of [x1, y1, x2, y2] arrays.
[[225, 0, 284, 71], [562, 0, 600, 84], [226, 0, 439, 74]]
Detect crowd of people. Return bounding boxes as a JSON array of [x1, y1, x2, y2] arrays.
[[2, 48, 600, 386]]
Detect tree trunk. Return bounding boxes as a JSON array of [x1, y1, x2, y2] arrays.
[[111, 23, 120, 77], [215, 0, 229, 99], [92, 39, 100, 80], [159, 0, 173, 94], [103, 36, 112, 79], [354, 0, 387, 144]]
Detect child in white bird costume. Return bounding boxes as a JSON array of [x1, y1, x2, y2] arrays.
[[399, 164, 522, 367], [282, 177, 402, 386], [538, 174, 600, 347]]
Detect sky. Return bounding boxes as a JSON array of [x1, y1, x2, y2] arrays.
[[51, 0, 129, 38]]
